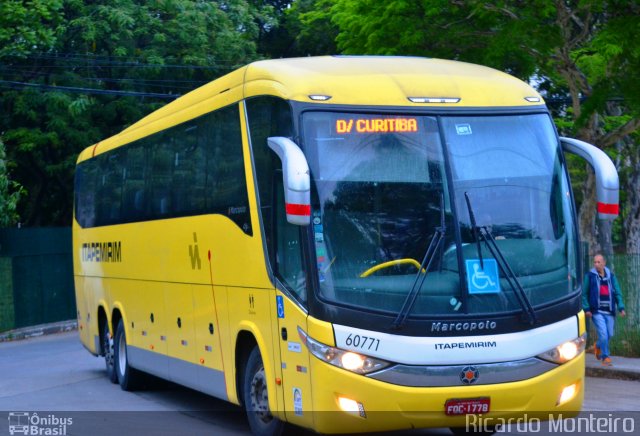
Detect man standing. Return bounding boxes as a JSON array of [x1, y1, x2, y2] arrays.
[[583, 254, 626, 366]]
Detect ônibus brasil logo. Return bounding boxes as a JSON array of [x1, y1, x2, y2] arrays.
[[7, 412, 73, 435]]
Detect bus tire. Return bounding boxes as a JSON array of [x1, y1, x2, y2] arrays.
[[114, 319, 142, 391], [243, 346, 285, 436], [102, 321, 118, 384]]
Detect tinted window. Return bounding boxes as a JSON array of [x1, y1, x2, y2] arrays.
[[122, 143, 147, 221], [96, 150, 125, 226], [74, 158, 98, 227], [74, 103, 252, 234], [246, 97, 305, 302]]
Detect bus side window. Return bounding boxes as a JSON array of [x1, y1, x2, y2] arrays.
[[96, 150, 125, 226], [205, 105, 252, 235], [122, 144, 147, 222], [246, 96, 305, 302], [149, 135, 173, 218], [75, 159, 98, 228], [172, 123, 206, 216]]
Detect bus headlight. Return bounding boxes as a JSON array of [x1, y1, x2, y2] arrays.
[[298, 327, 391, 374], [537, 334, 586, 364]]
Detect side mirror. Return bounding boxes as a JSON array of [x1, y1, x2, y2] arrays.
[[560, 137, 619, 220], [267, 137, 311, 226]]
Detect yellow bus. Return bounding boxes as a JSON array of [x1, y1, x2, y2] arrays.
[[73, 56, 619, 435]]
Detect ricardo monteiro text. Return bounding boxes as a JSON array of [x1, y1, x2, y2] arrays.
[[82, 241, 122, 262], [430, 321, 497, 332], [435, 341, 497, 350]]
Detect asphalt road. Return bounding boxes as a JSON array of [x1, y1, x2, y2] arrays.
[[1, 332, 639, 436]]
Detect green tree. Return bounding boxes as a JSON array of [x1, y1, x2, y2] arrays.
[[329, 0, 640, 255], [0, 0, 64, 58], [0, 138, 26, 227], [0, 0, 272, 226], [286, 0, 338, 56], [245, 0, 338, 58], [249, 0, 288, 58]]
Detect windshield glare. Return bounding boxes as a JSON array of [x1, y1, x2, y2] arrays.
[[302, 112, 577, 317]]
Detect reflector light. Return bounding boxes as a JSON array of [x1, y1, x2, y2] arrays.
[[408, 97, 460, 103], [286, 203, 311, 216], [597, 202, 619, 215], [309, 95, 332, 101], [525, 96, 541, 102]]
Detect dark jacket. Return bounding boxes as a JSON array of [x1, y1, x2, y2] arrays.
[[582, 267, 625, 314]]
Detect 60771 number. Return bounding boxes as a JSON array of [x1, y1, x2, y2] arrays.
[[345, 333, 380, 351]]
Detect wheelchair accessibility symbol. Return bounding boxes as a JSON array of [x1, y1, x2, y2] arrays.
[[465, 259, 501, 294], [276, 295, 285, 318]]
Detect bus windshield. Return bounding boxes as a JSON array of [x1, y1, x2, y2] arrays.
[[302, 112, 578, 317]]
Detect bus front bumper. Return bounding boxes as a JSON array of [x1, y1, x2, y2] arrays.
[[307, 352, 584, 434]]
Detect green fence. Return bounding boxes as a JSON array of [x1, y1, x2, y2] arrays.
[[0, 227, 75, 332], [600, 253, 640, 357]]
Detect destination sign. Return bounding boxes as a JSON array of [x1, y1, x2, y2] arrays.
[[336, 117, 418, 134]]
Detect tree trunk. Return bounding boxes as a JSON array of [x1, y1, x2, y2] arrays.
[[579, 168, 599, 256], [598, 219, 614, 257], [624, 154, 640, 255]]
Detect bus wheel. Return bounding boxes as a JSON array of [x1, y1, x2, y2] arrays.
[[102, 322, 117, 384], [243, 346, 284, 436], [114, 319, 142, 391]]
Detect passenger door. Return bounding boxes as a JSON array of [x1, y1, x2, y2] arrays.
[[273, 180, 314, 428], [276, 291, 313, 428]]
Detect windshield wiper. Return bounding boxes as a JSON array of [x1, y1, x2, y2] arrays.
[[391, 194, 446, 330], [464, 192, 484, 269], [463, 193, 538, 326]]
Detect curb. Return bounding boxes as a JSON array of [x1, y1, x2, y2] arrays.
[[585, 352, 640, 382], [586, 365, 640, 382], [0, 320, 77, 342]]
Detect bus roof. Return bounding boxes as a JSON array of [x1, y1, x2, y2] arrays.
[[78, 56, 543, 162], [244, 56, 541, 107]]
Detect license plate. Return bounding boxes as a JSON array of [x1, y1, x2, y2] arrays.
[[445, 397, 490, 415]]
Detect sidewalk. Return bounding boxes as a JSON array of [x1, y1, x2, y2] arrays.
[[0, 319, 77, 342], [585, 351, 640, 381]]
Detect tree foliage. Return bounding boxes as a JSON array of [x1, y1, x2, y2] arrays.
[[286, 0, 338, 56], [329, 0, 640, 254], [0, 138, 26, 227], [0, 0, 273, 226], [0, 0, 64, 58]]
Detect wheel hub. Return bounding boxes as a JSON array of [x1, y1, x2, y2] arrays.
[[104, 331, 114, 368], [249, 367, 272, 423], [118, 331, 127, 377]]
